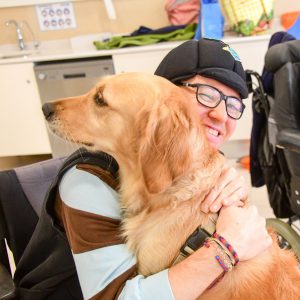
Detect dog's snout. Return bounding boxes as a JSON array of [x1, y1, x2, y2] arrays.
[[42, 103, 55, 121]]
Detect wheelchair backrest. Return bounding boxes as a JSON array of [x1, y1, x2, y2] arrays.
[[264, 40, 300, 217], [264, 40, 300, 131], [14, 156, 65, 217]]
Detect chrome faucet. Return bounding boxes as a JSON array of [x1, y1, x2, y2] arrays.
[[5, 20, 26, 50]]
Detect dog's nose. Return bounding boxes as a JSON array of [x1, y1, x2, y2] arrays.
[[42, 103, 55, 121]]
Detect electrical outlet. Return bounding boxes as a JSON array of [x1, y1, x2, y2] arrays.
[[36, 1, 77, 31]]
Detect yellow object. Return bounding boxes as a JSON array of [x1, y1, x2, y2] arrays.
[[220, 0, 274, 36]]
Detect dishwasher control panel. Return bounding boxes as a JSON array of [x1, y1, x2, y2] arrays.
[[35, 57, 114, 81]]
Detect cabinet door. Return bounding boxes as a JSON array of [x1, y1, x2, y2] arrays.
[[113, 49, 170, 74], [0, 62, 51, 156]]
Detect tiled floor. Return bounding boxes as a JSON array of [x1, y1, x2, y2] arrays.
[[233, 161, 275, 218], [250, 184, 275, 218]]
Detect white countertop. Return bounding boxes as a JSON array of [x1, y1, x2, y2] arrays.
[[0, 33, 271, 65]]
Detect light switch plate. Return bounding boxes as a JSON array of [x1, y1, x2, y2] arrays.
[[36, 1, 77, 31]]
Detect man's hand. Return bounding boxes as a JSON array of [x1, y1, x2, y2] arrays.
[[216, 205, 273, 261], [201, 164, 248, 213]]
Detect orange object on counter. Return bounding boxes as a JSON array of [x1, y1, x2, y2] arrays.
[[237, 155, 250, 171], [281, 11, 300, 29]]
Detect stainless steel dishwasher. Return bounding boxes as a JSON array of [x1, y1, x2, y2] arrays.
[[34, 57, 115, 157]]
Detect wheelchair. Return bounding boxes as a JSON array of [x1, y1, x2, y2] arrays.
[[247, 39, 300, 260], [1, 39, 300, 300], [0, 148, 112, 300], [0, 157, 66, 300]]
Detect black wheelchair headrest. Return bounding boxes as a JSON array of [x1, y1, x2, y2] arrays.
[[265, 40, 300, 73]]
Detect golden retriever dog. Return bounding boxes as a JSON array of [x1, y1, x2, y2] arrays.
[[44, 72, 300, 299]]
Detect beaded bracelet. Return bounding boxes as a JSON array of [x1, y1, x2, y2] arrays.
[[213, 232, 239, 266], [207, 237, 236, 266], [215, 246, 233, 272], [204, 238, 234, 272]]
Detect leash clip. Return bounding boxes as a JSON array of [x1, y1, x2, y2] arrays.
[[180, 227, 211, 257]]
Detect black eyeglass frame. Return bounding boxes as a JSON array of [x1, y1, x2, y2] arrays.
[[178, 82, 245, 120]]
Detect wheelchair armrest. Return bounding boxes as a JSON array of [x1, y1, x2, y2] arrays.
[[0, 263, 16, 300], [277, 129, 300, 154]]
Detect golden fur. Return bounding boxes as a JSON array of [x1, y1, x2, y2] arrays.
[[46, 72, 300, 299]]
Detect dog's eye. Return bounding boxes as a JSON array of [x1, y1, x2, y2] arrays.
[[94, 93, 107, 106]]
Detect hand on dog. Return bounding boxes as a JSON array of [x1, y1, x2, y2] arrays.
[[201, 165, 248, 213], [216, 205, 273, 261]]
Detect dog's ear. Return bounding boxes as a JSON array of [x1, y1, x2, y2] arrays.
[[137, 93, 197, 194]]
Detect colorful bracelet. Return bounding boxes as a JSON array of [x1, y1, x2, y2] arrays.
[[213, 232, 239, 266], [204, 238, 234, 272], [207, 237, 236, 266]]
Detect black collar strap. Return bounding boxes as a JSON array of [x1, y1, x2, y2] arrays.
[[172, 213, 217, 265]]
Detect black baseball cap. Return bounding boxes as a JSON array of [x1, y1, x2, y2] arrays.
[[155, 38, 248, 99]]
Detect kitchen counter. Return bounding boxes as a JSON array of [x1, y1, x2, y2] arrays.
[[0, 34, 271, 65]]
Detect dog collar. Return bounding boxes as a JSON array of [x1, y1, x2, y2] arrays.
[[172, 213, 217, 265]]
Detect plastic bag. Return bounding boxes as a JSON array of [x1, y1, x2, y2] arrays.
[[165, 0, 200, 25], [220, 0, 274, 36]]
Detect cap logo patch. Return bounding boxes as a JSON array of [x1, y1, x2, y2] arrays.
[[222, 46, 241, 62]]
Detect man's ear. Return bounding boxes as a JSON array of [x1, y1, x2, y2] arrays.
[[137, 98, 195, 194]]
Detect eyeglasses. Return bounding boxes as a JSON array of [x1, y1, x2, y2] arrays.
[[178, 82, 245, 120]]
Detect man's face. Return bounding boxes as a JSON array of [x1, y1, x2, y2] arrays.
[[179, 75, 241, 149]]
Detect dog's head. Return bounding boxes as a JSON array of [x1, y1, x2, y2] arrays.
[[44, 72, 221, 194], [44, 73, 174, 152]]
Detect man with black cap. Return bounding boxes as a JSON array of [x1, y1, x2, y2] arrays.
[[155, 38, 249, 212], [55, 38, 272, 299]]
